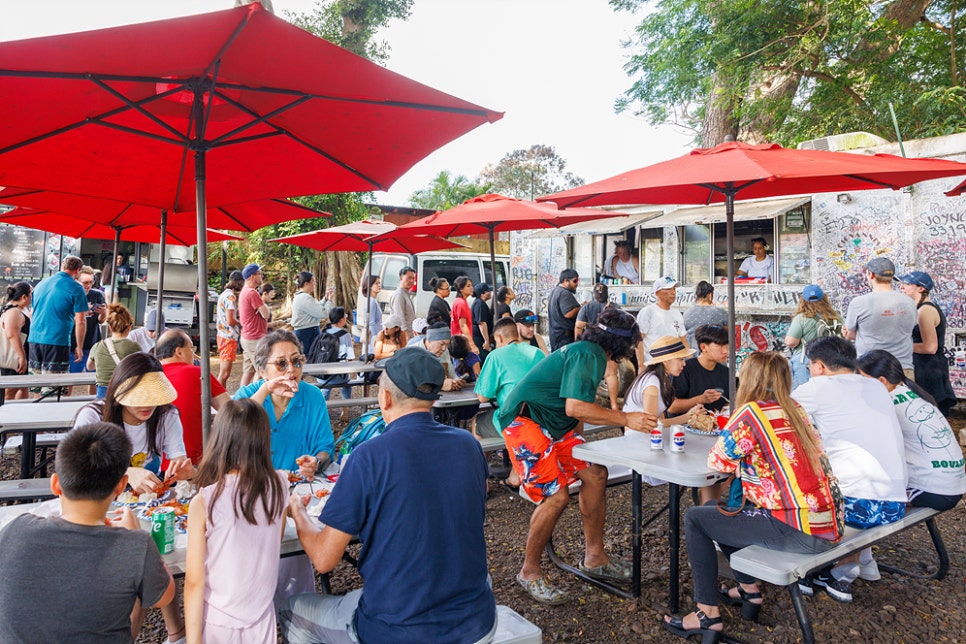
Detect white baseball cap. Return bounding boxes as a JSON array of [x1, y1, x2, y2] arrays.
[[651, 276, 681, 294]]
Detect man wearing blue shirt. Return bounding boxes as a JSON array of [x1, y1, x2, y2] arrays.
[[28, 255, 88, 375], [283, 347, 496, 644]]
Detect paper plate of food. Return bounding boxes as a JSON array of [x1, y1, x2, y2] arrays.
[[113, 488, 175, 508], [684, 409, 722, 436]]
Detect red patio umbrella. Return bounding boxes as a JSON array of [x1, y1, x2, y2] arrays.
[[0, 2, 501, 436], [377, 194, 629, 312], [540, 141, 966, 398], [0, 207, 241, 246], [0, 187, 328, 232], [271, 220, 467, 352]]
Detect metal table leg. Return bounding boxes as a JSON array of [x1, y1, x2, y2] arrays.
[[21, 432, 36, 480], [632, 472, 642, 597], [668, 482, 681, 613]]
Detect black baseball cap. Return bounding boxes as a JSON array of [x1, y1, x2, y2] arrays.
[[384, 347, 444, 401]]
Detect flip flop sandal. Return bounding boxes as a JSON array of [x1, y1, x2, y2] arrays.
[[498, 479, 520, 494], [578, 558, 633, 582], [515, 575, 568, 605], [718, 585, 763, 621]]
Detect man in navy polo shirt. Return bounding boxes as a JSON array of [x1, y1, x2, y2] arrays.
[[283, 347, 496, 644]]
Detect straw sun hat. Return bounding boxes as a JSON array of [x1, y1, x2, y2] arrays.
[[646, 336, 695, 366], [115, 371, 178, 407]]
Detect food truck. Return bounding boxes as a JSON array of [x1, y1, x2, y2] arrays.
[[510, 131, 966, 399]]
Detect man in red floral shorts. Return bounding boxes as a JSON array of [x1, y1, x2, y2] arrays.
[[497, 308, 656, 605]]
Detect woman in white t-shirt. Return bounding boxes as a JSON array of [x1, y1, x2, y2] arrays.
[[73, 352, 192, 495], [736, 237, 774, 282], [857, 350, 966, 511]]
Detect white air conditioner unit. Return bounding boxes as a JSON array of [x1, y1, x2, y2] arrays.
[[797, 131, 889, 152]]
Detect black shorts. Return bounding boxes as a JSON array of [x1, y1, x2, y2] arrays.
[[28, 343, 71, 375], [908, 489, 963, 512]]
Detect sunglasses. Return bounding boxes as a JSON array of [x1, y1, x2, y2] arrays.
[[270, 355, 306, 371], [519, 314, 538, 323]]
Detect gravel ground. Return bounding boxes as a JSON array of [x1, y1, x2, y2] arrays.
[[4, 367, 964, 644]]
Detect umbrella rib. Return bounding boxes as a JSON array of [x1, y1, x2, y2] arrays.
[[91, 78, 188, 142], [89, 120, 190, 149], [206, 92, 311, 146], [844, 174, 899, 189]]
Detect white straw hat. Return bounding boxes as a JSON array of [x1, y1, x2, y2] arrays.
[[115, 371, 178, 407]]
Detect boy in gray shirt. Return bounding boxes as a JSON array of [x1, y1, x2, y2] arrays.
[[0, 423, 174, 643], [844, 257, 916, 373]]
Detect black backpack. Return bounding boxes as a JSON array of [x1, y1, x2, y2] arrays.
[[307, 328, 348, 364]]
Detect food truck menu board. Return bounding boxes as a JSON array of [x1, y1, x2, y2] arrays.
[[0, 225, 46, 280]]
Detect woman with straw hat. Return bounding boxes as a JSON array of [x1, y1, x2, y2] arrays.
[[74, 352, 194, 495], [624, 335, 704, 428]]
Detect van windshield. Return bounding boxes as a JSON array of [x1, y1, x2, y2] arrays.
[[422, 258, 481, 290]]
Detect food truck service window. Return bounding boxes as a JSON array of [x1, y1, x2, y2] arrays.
[[683, 224, 711, 284], [776, 205, 811, 284]]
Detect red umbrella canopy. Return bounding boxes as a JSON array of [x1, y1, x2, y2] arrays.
[[382, 193, 625, 238], [541, 141, 966, 208], [0, 2, 503, 210], [0, 207, 240, 245], [270, 220, 466, 254], [0, 187, 328, 232]]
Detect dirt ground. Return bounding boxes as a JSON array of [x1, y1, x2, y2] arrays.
[[4, 361, 965, 643]]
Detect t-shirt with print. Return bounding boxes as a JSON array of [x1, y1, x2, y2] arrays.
[[74, 405, 186, 475], [475, 342, 546, 412], [498, 341, 606, 438], [70, 288, 107, 352], [791, 373, 907, 502], [238, 286, 267, 341], [0, 515, 170, 644], [672, 357, 729, 413], [216, 289, 239, 341], [890, 384, 966, 495], [636, 304, 685, 358], [844, 290, 916, 369], [547, 284, 580, 350]]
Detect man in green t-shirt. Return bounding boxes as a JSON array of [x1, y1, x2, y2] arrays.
[[497, 309, 656, 605]]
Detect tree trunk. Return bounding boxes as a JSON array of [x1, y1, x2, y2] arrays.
[[701, 69, 741, 146], [852, 0, 937, 64], [319, 251, 361, 318], [739, 69, 804, 143]]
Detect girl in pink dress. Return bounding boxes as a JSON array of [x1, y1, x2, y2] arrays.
[[185, 399, 289, 644]]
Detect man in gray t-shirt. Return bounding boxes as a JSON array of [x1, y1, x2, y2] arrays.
[[0, 423, 173, 644], [844, 257, 916, 371]]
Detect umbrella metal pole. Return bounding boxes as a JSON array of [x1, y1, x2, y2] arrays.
[[364, 241, 374, 363], [155, 209, 168, 354], [111, 227, 122, 304], [725, 193, 737, 402], [488, 226, 498, 339], [195, 149, 213, 444]]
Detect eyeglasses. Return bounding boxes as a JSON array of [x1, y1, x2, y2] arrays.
[[270, 355, 306, 371]]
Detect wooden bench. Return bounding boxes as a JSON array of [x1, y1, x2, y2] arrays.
[[729, 506, 950, 644], [0, 478, 56, 503]]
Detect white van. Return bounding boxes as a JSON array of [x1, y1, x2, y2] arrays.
[[357, 251, 510, 320]]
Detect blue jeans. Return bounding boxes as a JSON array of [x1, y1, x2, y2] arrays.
[[95, 385, 108, 399], [68, 350, 90, 374], [790, 351, 810, 390], [322, 386, 353, 403]]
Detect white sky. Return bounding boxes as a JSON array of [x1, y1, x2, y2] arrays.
[[0, 0, 693, 206]]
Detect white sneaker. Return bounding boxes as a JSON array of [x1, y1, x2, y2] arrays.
[[858, 559, 881, 581]]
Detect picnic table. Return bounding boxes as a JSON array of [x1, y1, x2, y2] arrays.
[[573, 429, 723, 611], [0, 400, 88, 478], [301, 360, 382, 378], [0, 372, 96, 405]]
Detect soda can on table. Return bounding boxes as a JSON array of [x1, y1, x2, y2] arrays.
[[650, 423, 664, 450], [670, 426, 686, 452], [151, 507, 175, 555]]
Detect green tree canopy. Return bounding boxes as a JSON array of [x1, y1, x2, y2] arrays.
[[476, 144, 585, 200], [408, 170, 492, 210], [614, 0, 966, 146]]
